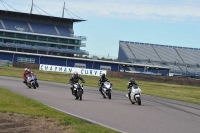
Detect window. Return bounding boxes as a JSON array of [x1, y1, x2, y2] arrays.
[[74, 63, 86, 68], [49, 37, 58, 42], [27, 35, 37, 40], [100, 65, 111, 70], [4, 32, 15, 37], [17, 57, 35, 63], [16, 33, 26, 39], [0, 31, 4, 36], [38, 36, 47, 41]]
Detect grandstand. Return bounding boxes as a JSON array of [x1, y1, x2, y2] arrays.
[[118, 40, 200, 76], [0, 9, 88, 57]]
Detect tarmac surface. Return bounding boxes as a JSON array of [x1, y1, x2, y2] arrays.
[[0, 76, 200, 133]]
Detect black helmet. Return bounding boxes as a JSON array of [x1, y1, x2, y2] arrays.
[[73, 71, 78, 78], [130, 78, 135, 83], [101, 73, 106, 78]]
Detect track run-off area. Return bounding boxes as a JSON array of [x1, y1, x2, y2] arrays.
[[0, 76, 200, 133]]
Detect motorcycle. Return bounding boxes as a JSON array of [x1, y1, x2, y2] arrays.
[[73, 82, 84, 100], [126, 85, 141, 105], [100, 81, 112, 99], [25, 75, 37, 89], [33, 75, 39, 88]]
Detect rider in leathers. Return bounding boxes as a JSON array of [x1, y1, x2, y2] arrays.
[[23, 68, 30, 84], [98, 73, 110, 91], [69, 72, 85, 95], [127, 78, 138, 97]]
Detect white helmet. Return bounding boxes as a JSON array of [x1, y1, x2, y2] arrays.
[[24, 68, 28, 71]]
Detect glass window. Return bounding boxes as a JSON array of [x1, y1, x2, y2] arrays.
[[49, 37, 58, 42], [4, 32, 15, 37], [27, 35, 37, 40], [59, 38, 68, 43], [0, 31, 4, 36], [17, 57, 35, 63], [38, 36, 47, 41], [75, 40, 80, 45], [16, 33, 26, 39]]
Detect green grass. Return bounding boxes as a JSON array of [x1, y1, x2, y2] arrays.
[[0, 87, 119, 133], [1, 66, 200, 105]]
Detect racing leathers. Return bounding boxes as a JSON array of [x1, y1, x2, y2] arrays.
[[98, 77, 109, 91], [127, 81, 138, 97]]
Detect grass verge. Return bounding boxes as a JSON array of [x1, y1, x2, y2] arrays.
[[0, 66, 200, 105], [0, 87, 119, 133]]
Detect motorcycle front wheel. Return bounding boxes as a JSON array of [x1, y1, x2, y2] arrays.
[[136, 97, 141, 105], [78, 89, 82, 101], [108, 91, 111, 99], [129, 95, 135, 104]]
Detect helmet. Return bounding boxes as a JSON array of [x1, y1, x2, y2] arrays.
[[101, 73, 106, 78], [24, 68, 28, 71], [73, 71, 78, 78], [130, 78, 135, 83], [27, 69, 30, 72]]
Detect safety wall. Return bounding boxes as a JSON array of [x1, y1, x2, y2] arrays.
[[107, 71, 200, 86]]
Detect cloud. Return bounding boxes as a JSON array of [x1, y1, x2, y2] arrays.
[[1, 0, 200, 22]]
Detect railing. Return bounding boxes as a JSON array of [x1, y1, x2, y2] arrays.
[[72, 35, 87, 40]]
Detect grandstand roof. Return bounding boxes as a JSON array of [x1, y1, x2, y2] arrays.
[[119, 40, 200, 50], [0, 10, 86, 23]]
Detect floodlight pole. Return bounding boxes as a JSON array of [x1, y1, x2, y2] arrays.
[[30, 0, 33, 14], [62, 2, 65, 18]]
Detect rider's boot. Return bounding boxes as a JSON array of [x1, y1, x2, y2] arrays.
[[128, 92, 131, 98]]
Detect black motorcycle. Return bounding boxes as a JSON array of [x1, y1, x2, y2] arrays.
[[72, 82, 84, 100]]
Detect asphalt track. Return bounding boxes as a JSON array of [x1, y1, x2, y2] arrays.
[[0, 76, 200, 133]]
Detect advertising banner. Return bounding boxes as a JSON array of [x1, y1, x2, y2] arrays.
[[39, 64, 107, 76]]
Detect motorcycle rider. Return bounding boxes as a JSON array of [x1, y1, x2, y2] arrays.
[[127, 78, 138, 97], [69, 71, 85, 95], [98, 73, 111, 91], [23, 68, 30, 83]]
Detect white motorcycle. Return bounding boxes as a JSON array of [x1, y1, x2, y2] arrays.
[[25, 75, 37, 89], [126, 85, 141, 105], [100, 81, 112, 99]]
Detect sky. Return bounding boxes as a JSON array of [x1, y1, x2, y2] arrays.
[[0, 0, 200, 59]]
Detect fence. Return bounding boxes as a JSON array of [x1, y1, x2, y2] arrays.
[[0, 60, 9, 66]]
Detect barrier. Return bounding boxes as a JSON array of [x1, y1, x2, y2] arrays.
[[107, 71, 200, 86], [0, 60, 9, 66], [13, 62, 39, 69]]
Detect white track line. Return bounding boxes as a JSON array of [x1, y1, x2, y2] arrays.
[[45, 104, 125, 133]]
